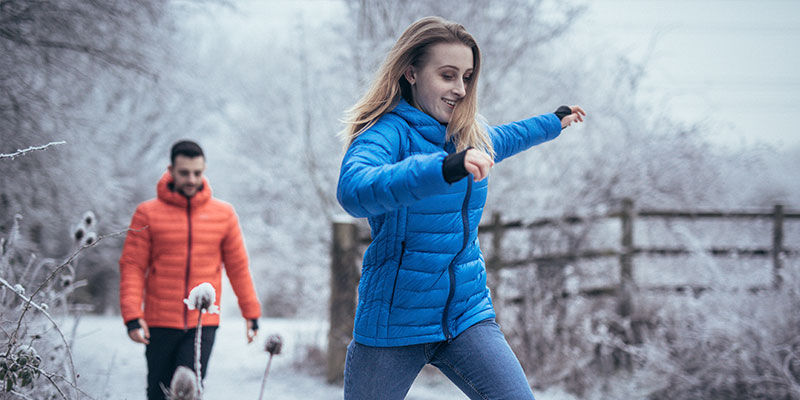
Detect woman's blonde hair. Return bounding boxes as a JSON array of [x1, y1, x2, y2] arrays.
[[340, 16, 493, 157]]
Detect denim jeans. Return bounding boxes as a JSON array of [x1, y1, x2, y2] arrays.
[[343, 319, 535, 400]]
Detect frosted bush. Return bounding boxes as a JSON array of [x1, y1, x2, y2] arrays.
[[0, 211, 100, 397]]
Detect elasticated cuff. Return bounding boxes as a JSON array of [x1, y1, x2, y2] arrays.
[[125, 319, 141, 332], [554, 105, 572, 121], [442, 148, 470, 183]]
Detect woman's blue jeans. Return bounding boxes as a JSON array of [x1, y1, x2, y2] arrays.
[[343, 319, 535, 400]]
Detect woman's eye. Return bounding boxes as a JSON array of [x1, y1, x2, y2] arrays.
[[463, 75, 472, 83], [442, 74, 454, 80]]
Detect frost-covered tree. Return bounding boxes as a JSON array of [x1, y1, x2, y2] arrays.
[[0, 0, 219, 313]]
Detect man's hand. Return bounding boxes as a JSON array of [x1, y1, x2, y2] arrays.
[[127, 318, 150, 345], [246, 319, 258, 344], [464, 149, 494, 182]]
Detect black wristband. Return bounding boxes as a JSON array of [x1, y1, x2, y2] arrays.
[[442, 148, 470, 183], [554, 105, 572, 121], [125, 319, 141, 332], [250, 318, 259, 331]]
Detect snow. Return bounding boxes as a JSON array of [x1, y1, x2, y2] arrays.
[[184, 282, 220, 314], [68, 315, 575, 399]]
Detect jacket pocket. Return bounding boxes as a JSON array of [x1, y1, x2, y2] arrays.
[[388, 241, 406, 313]]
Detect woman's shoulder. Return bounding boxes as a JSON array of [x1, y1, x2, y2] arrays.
[[356, 111, 410, 143], [373, 110, 410, 132]]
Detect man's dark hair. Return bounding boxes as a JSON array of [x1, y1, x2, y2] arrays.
[[170, 140, 204, 165]]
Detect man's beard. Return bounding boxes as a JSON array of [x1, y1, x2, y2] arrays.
[[178, 185, 197, 197]]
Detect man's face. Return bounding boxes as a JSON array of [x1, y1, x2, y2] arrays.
[[168, 155, 206, 197]]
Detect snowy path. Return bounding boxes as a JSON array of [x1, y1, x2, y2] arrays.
[[69, 315, 572, 399]]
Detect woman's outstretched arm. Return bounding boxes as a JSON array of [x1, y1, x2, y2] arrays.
[[491, 105, 586, 163]]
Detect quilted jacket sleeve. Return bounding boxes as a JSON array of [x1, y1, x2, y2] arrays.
[[119, 205, 150, 324], [337, 124, 450, 218], [490, 113, 562, 163], [221, 207, 261, 320]]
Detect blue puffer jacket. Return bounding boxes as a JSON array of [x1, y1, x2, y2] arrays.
[[337, 99, 561, 347]]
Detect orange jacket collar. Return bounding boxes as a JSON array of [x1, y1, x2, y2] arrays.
[[156, 171, 212, 208]]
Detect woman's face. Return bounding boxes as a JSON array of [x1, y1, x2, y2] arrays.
[[406, 42, 473, 124]]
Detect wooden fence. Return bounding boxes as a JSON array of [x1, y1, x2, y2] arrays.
[[325, 200, 799, 382]]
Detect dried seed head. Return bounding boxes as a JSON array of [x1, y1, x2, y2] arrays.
[[265, 334, 283, 356], [73, 226, 85, 241], [82, 211, 96, 227], [84, 231, 97, 246], [169, 366, 197, 400], [183, 282, 219, 314]]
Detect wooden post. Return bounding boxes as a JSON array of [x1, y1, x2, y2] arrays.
[[773, 204, 784, 289], [326, 219, 360, 384], [618, 198, 635, 318], [487, 212, 505, 321]]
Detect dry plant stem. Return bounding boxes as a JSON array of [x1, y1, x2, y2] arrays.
[[194, 312, 203, 398], [0, 141, 66, 159], [6, 228, 134, 353], [2, 228, 133, 398], [38, 368, 68, 400], [0, 275, 77, 397], [257, 354, 274, 400], [9, 389, 36, 400]]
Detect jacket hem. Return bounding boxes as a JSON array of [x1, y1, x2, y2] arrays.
[[353, 331, 446, 347], [452, 309, 496, 338]]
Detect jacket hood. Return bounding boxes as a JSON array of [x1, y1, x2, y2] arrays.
[[390, 99, 447, 146], [156, 171, 212, 208]]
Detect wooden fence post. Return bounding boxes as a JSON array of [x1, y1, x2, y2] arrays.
[[618, 198, 635, 318], [773, 204, 784, 289], [327, 218, 360, 384]]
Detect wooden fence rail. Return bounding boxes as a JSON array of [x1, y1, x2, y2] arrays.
[[326, 200, 799, 382]]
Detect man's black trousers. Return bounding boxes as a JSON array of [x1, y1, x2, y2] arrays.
[[145, 326, 218, 400]]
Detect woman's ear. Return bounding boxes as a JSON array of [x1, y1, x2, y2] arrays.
[[403, 66, 416, 85]]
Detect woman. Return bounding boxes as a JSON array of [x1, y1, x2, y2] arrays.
[[336, 16, 585, 400]]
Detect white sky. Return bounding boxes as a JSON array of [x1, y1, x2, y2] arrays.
[[571, 0, 800, 148], [192, 0, 800, 149]]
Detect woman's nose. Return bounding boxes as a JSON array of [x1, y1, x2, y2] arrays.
[[453, 80, 466, 97]]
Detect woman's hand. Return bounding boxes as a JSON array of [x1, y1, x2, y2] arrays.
[[464, 149, 494, 181], [561, 105, 586, 128]]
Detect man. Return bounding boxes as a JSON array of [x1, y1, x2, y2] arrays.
[[119, 140, 261, 400]]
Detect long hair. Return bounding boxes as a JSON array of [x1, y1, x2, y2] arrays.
[[340, 16, 493, 157]]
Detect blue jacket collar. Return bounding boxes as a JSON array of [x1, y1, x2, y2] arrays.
[[390, 99, 447, 146]]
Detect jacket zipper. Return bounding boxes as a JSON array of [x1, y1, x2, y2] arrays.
[[183, 199, 193, 330], [441, 178, 472, 341], [388, 241, 406, 313]]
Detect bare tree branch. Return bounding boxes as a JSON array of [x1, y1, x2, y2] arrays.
[[0, 141, 65, 159]]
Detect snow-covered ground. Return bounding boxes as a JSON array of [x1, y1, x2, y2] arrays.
[[68, 315, 574, 399]]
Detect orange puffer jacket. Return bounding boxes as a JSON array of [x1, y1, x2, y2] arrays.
[[119, 172, 261, 329]]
